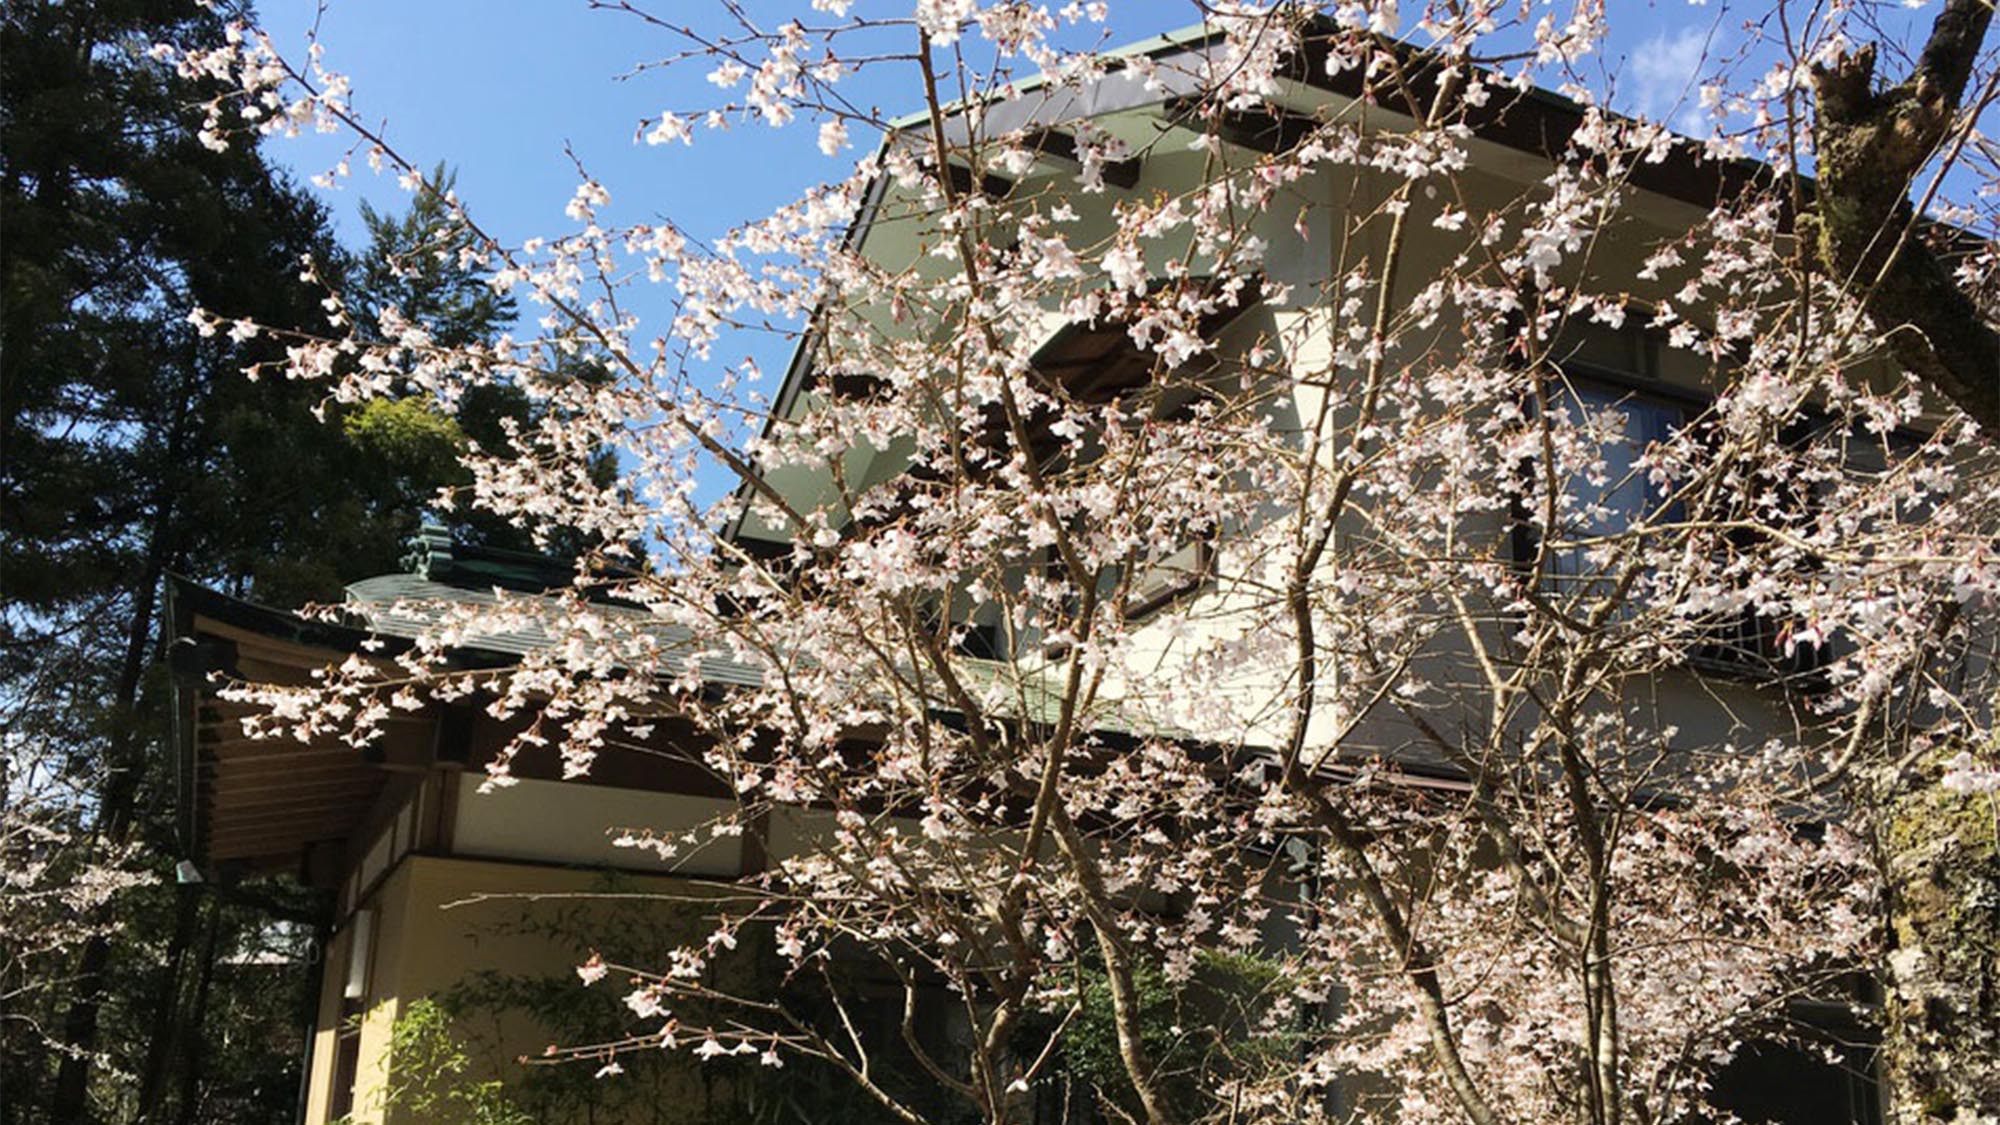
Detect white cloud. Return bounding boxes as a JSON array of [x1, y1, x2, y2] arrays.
[[1624, 25, 1712, 136]]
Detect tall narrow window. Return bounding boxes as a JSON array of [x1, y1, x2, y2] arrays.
[[1542, 383, 1689, 598], [327, 908, 373, 1121], [1030, 277, 1256, 631]]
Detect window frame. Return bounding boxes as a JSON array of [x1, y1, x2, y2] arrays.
[[1506, 330, 1845, 687], [1533, 371, 1697, 601]]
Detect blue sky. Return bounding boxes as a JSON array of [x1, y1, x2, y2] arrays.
[[247, 0, 1744, 506], [258, 3, 1743, 248], [256, 1, 1171, 247], [246, 1, 1889, 508], [251, 2, 1210, 507]]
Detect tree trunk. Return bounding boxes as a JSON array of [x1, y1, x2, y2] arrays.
[[47, 570, 162, 1122], [1809, 6, 2000, 1121], [48, 387, 188, 1122], [171, 901, 222, 1125], [135, 885, 203, 1121], [1809, 0, 2000, 436], [1880, 770, 2000, 1124]]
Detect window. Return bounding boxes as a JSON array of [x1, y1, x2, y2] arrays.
[[1686, 464, 1833, 682], [1516, 320, 1835, 683], [326, 908, 374, 1120], [1540, 382, 1689, 598], [1017, 274, 1263, 466], [844, 474, 1007, 660], [1040, 533, 1216, 661], [916, 594, 1005, 660], [1031, 277, 1255, 636], [1121, 537, 1215, 619]]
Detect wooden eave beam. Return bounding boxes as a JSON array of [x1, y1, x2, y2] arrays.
[[201, 752, 373, 778], [205, 830, 346, 861], [203, 765, 379, 791], [1164, 96, 1322, 154], [943, 160, 1017, 200], [203, 775, 384, 805], [206, 806, 371, 838], [206, 793, 375, 825], [1019, 128, 1141, 189], [197, 734, 436, 772], [198, 740, 361, 763]]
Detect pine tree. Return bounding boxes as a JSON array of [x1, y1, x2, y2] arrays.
[[0, 4, 473, 1121]]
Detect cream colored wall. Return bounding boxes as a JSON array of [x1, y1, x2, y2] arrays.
[[738, 79, 1840, 775], [1003, 143, 1778, 756], [452, 777, 745, 876], [305, 854, 750, 1125], [301, 922, 349, 1125]]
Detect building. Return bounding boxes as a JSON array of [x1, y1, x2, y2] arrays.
[[170, 20, 1896, 1125]]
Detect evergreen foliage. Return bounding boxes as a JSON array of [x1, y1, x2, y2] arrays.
[[0, 5, 526, 1121]]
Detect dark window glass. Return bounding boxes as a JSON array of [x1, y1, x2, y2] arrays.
[[1543, 384, 1687, 596]]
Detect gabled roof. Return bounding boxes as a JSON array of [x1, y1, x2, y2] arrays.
[[727, 16, 1782, 556]]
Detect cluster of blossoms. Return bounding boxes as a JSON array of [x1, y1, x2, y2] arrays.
[[151, 5, 352, 155], [2, 741, 152, 1060], [198, 3, 2000, 1123]]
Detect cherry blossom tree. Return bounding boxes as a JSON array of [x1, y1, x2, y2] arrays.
[[164, 2, 2000, 1122], [1, 742, 149, 1082]]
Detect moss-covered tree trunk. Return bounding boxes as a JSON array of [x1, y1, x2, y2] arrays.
[[1880, 771, 2000, 1123], [1808, 0, 2000, 438], [1810, 2, 2000, 1119]]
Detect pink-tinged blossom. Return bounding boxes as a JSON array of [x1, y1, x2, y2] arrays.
[[182, 3, 2000, 1120], [816, 118, 848, 156]]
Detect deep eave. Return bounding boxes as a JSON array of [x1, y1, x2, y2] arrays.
[[165, 574, 530, 876]]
